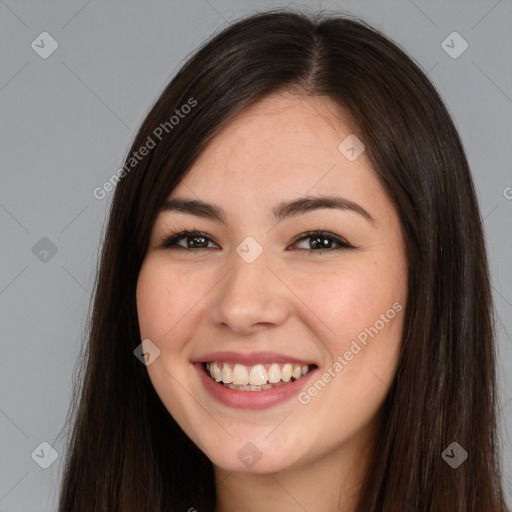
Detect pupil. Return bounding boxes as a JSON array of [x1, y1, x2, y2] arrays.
[[312, 236, 330, 249], [188, 236, 206, 248]]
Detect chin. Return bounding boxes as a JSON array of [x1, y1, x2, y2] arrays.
[[200, 437, 301, 474]]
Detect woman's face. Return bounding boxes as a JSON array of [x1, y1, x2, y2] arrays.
[[136, 92, 407, 475]]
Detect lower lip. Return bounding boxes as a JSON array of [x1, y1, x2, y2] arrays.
[[194, 363, 317, 410]]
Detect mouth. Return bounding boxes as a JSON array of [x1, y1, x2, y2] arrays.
[[192, 351, 319, 409], [202, 361, 316, 391]]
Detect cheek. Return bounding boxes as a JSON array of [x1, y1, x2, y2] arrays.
[[136, 263, 169, 340], [136, 259, 199, 344], [293, 264, 404, 432], [296, 263, 404, 350]]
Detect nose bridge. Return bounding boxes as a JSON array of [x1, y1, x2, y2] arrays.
[[209, 241, 290, 332]]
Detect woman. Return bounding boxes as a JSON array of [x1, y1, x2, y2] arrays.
[[58, 8, 509, 512]]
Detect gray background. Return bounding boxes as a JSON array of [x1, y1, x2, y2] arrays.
[[1, 0, 511, 510]]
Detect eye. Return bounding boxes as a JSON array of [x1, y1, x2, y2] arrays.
[[159, 230, 353, 252], [289, 231, 353, 251], [160, 230, 219, 250]]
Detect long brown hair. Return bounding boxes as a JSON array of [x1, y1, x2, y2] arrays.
[[57, 8, 508, 511]]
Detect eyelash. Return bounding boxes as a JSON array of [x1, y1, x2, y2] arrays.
[[158, 229, 354, 252]]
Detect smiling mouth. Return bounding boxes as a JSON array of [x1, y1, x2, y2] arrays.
[[203, 361, 316, 391]]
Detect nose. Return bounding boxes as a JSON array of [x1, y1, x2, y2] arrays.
[[208, 250, 292, 336]]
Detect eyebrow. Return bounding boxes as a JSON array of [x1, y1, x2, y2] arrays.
[[159, 195, 375, 226]]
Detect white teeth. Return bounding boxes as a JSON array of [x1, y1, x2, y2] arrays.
[[267, 363, 281, 383], [206, 361, 312, 387], [249, 364, 267, 385], [232, 363, 249, 385], [281, 363, 293, 382], [225, 383, 276, 391], [221, 363, 233, 383], [211, 362, 222, 382]]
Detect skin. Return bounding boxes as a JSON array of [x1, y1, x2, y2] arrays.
[[136, 91, 408, 512]]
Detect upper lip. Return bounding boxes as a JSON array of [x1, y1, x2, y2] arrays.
[[191, 351, 317, 366]]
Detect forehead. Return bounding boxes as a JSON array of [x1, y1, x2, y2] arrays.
[[168, 92, 386, 219]]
